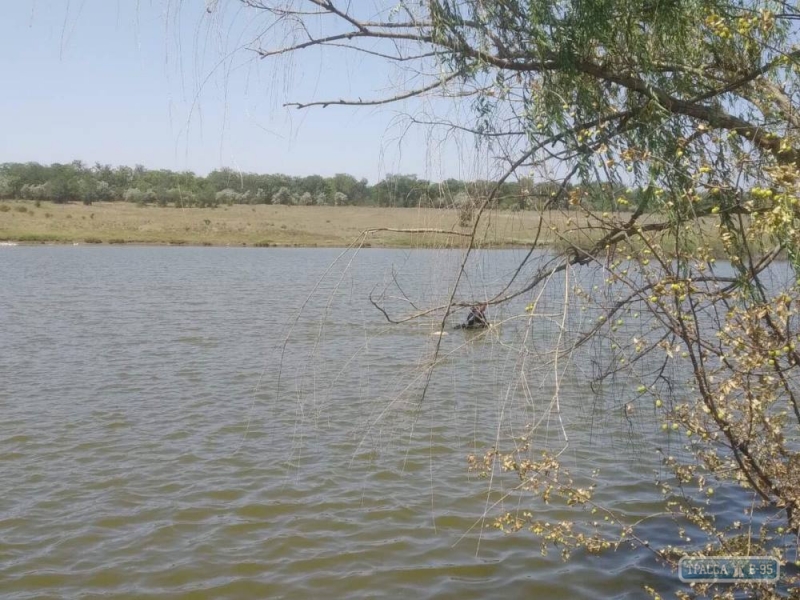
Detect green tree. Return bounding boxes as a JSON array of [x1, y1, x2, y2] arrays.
[[0, 176, 14, 199], [299, 175, 325, 196], [46, 168, 80, 203], [207, 168, 240, 192]]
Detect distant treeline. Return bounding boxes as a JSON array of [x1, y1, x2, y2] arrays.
[[0, 160, 637, 210]]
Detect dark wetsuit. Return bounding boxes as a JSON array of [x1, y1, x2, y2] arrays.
[[463, 303, 489, 328]]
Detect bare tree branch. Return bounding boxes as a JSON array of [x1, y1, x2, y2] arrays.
[[285, 71, 461, 108]]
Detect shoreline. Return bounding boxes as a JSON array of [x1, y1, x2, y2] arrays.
[[0, 238, 544, 250]]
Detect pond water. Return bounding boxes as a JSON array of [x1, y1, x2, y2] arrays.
[[0, 246, 748, 598]]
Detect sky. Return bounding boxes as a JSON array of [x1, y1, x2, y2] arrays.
[[0, 1, 480, 183]]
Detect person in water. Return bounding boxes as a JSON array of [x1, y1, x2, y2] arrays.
[[461, 302, 489, 328]]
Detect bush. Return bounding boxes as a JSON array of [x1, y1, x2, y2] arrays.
[[84, 237, 102, 244], [173, 190, 195, 208], [454, 192, 475, 227], [21, 183, 49, 201], [216, 188, 245, 205], [162, 188, 182, 206], [0, 205, 9, 212], [271, 187, 295, 205], [123, 188, 145, 204], [15, 206, 28, 213]]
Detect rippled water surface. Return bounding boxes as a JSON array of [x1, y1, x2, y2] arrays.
[[0, 246, 701, 598]]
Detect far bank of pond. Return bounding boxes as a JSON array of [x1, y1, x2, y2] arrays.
[[0, 200, 725, 253]]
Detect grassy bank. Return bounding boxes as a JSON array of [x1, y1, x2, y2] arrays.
[[0, 200, 589, 249], [0, 200, 730, 255]]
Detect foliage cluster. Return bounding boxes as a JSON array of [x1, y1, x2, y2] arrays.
[[0, 160, 649, 210]]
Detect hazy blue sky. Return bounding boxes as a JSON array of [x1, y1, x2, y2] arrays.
[[0, 1, 477, 182]]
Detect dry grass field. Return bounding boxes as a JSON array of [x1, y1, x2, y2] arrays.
[[0, 200, 730, 256], [0, 200, 600, 249]]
